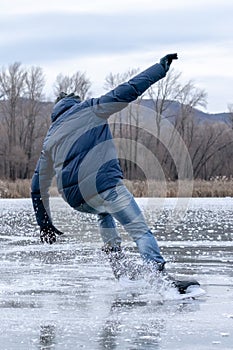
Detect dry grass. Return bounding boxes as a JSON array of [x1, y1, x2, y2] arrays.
[[124, 179, 233, 198], [0, 179, 59, 199], [1, 178, 233, 199], [0, 179, 31, 198]]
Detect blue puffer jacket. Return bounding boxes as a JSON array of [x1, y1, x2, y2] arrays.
[[31, 63, 166, 227]]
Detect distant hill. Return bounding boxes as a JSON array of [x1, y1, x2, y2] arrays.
[[139, 99, 231, 125]]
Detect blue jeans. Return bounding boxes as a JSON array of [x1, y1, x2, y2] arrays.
[[76, 184, 165, 265]]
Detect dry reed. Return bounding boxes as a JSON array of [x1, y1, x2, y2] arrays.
[[1, 178, 233, 199]]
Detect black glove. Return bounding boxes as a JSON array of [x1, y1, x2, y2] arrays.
[[160, 53, 178, 72], [40, 224, 64, 244]]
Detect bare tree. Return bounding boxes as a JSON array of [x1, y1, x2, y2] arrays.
[[19, 66, 47, 177], [1, 61, 233, 183], [174, 80, 207, 141], [104, 68, 142, 179], [0, 63, 48, 179], [197, 124, 233, 179], [147, 69, 181, 142], [0, 62, 26, 179], [104, 68, 139, 91], [53, 71, 91, 100], [163, 79, 207, 179]]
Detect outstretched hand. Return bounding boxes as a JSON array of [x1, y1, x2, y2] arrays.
[[40, 224, 64, 244], [160, 53, 178, 72]]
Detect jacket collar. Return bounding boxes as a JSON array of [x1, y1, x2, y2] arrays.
[[51, 97, 80, 122]]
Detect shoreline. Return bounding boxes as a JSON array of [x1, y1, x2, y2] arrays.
[[1, 178, 233, 199]]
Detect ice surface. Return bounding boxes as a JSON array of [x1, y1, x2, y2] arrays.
[[0, 197, 233, 349]]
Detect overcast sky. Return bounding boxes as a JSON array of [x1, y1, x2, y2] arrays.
[[1, 0, 232, 113]]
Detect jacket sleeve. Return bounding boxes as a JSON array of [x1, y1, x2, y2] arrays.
[[31, 150, 55, 228], [92, 63, 166, 118]]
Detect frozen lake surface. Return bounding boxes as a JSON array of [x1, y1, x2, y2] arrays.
[[0, 197, 233, 349]]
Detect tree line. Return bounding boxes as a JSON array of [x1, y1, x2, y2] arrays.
[[0, 62, 233, 182]]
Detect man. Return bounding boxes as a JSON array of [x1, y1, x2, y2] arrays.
[[31, 53, 199, 294]]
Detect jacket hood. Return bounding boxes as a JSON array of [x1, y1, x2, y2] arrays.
[[51, 97, 81, 122]]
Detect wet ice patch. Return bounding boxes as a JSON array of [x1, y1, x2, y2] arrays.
[[1, 197, 233, 349]]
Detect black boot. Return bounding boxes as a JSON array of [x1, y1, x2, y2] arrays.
[[170, 278, 200, 294], [154, 263, 201, 294]]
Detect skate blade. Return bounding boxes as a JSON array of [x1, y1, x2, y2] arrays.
[[175, 286, 206, 300]]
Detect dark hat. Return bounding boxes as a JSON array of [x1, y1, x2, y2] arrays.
[[55, 92, 81, 104]]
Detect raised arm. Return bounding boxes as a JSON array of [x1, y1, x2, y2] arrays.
[[91, 53, 178, 118]]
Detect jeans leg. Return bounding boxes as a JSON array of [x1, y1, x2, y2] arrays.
[[135, 231, 165, 264], [103, 185, 166, 265], [98, 213, 122, 247], [76, 202, 122, 247]]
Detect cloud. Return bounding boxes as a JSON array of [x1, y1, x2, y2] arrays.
[[1, 1, 233, 112], [1, 5, 232, 65]]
